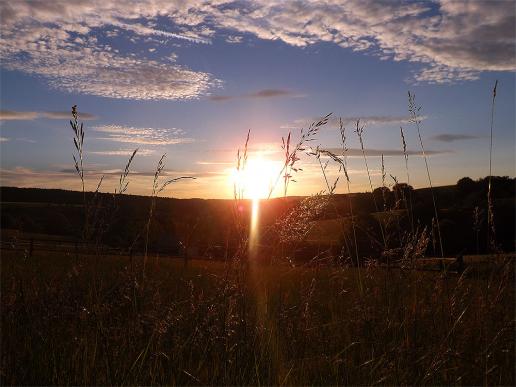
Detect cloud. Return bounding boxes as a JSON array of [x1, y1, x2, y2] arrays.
[[0, 110, 39, 121], [430, 133, 480, 142], [322, 147, 449, 157], [15, 138, 36, 143], [333, 115, 420, 127], [248, 89, 293, 98], [225, 35, 243, 44], [282, 115, 423, 130], [210, 142, 281, 155], [0, 1, 220, 100], [196, 160, 234, 165], [214, 0, 515, 83], [210, 88, 300, 102], [93, 124, 194, 145], [42, 111, 98, 120], [0, 0, 513, 103], [89, 149, 155, 156], [209, 95, 234, 102], [0, 110, 96, 121], [0, 137, 9, 142], [0, 166, 206, 197]]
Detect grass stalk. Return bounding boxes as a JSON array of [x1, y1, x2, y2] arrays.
[[338, 119, 362, 292], [355, 120, 387, 249], [400, 126, 414, 232], [143, 154, 194, 280], [408, 92, 444, 257], [487, 80, 498, 251], [314, 118, 362, 292], [268, 114, 331, 199]]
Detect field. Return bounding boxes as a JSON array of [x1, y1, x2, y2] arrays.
[[1, 82, 515, 386], [1, 248, 514, 385]]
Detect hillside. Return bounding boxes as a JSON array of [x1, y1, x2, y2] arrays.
[[1, 176, 514, 258]]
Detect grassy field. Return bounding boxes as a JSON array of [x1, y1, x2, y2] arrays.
[[1, 86, 514, 386], [1, 250, 514, 385]]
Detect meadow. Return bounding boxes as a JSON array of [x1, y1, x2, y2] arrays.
[[1, 85, 515, 385], [2, 250, 514, 385]]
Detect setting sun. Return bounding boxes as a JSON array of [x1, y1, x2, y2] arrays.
[[230, 157, 283, 200]]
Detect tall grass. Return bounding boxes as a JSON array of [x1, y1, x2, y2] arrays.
[[408, 91, 444, 257], [355, 120, 387, 249], [269, 113, 331, 199], [143, 154, 195, 278], [487, 80, 498, 251], [2, 250, 513, 385], [337, 118, 360, 275], [400, 126, 414, 232], [1, 89, 514, 386], [311, 119, 363, 292]]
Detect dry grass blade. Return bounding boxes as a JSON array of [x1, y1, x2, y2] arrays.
[[355, 119, 387, 249], [117, 148, 138, 195], [399, 126, 414, 232], [408, 91, 443, 257], [143, 153, 195, 279], [487, 80, 498, 251], [270, 113, 331, 198], [70, 105, 85, 196]]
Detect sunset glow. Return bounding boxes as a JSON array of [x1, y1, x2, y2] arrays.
[[230, 157, 283, 200], [0, 0, 514, 198]]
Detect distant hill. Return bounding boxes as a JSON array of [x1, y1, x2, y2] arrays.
[[1, 176, 514, 257]]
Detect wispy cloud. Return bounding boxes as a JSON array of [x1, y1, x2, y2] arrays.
[[0, 0, 513, 102], [109, 20, 212, 44], [89, 149, 155, 156], [196, 161, 234, 166], [211, 0, 515, 83], [248, 89, 294, 98], [282, 115, 423, 130], [42, 111, 98, 120], [14, 137, 36, 143], [430, 133, 481, 142], [0, 166, 209, 197], [322, 147, 449, 157], [0, 137, 9, 142], [225, 35, 243, 44], [211, 142, 281, 156], [0, 2, 220, 100], [209, 95, 234, 102], [93, 125, 194, 145], [209, 89, 301, 102], [0, 110, 96, 121], [0, 110, 39, 121], [333, 116, 422, 127]]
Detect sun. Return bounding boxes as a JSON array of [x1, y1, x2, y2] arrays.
[[230, 156, 282, 199]]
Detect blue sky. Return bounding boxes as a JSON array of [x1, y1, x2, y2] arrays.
[[0, 0, 514, 198]]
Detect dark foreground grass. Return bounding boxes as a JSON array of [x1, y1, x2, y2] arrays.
[[1, 251, 514, 386]]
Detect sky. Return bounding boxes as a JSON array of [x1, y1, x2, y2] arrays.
[[0, 0, 515, 199]]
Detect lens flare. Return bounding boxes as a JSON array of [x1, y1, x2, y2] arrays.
[[228, 156, 281, 259]]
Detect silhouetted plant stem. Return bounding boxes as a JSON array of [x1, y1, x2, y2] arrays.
[[408, 92, 443, 257], [339, 120, 362, 293], [355, 120, 387, 249], [268, 113, 331, 199], [400, 126, 414, 233], [487, 80, 498, 251], [143, 154, 195, 281]]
